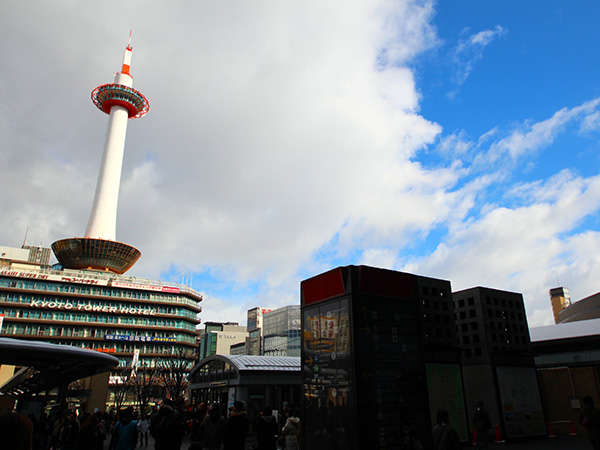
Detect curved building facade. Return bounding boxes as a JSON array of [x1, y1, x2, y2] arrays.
[[0, 247, 202, 373], [558, 292, 600, 323]]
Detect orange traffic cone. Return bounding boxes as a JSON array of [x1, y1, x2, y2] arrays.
[[472, 428, 477, 446], [494, 424, 505, 443], [547, 422, 556, 438], [569, 420, 578, 436]]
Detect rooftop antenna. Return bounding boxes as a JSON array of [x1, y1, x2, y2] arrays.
[[22, 227, 29, 248]]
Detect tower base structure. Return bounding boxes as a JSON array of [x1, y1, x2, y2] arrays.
[[51, 237, 141, 275]]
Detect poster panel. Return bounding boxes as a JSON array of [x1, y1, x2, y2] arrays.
[[496, 366, 546, 437], [426, 363, 469, 442]]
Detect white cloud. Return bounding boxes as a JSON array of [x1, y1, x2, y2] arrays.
[[409, 170, 600, 327], [485, 98, 600, 163], [0, 1, 598, 330], [451, 25, 507, 87]]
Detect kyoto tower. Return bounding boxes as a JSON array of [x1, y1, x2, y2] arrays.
[[52, 35, 149, 274]]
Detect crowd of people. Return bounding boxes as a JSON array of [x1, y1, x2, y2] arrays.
[[0, 398, 302, 450]]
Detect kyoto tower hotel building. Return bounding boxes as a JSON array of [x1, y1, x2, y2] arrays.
[[0, 38, 202, 405]]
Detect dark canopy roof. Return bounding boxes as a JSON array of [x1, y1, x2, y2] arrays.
[[0, 338, 118, 396]]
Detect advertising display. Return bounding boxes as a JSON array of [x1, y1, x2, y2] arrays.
[[496, 366, 546, 437], [426, 363, 469, 442], [301, 266, 432, 450]]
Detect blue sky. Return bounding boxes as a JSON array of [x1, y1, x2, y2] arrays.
[[1, 1, 599, 327]]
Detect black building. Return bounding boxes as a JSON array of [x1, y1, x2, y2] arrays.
[[300, 265, 469, 450], [453, 286, 545, 439]]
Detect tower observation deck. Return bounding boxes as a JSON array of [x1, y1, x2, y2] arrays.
[[52, 36, 149, 275]]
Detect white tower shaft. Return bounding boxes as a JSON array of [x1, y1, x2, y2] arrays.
[[84, 47, 135, 240]]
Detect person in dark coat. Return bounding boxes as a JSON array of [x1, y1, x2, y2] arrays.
[[472, 400, 492, 449], [255, 406, 278, 450], [432, 409, 461, 450], [224, 401, 249, 450], [579, 396, 600, 450], [201, 403, 226, 450]]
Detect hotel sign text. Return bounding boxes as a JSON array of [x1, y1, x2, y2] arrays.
[[29, 299, 156, 315]]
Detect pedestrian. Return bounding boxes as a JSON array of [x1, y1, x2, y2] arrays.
[[224, 401, 249, 450], [137, 412, 150, 447], [0, 411, 33, 450], [280, 408, 301, 450], [60, 412, 80, 450], [432, 409, 461, 450], [110, 407, 138, 450], [76, 413, 99, 450], [201, 403, 226, 450], [472, 400, 492, 450], [189, 403, 208, 450], [255, 406, 278, 450], [579, 396, 600, 450]]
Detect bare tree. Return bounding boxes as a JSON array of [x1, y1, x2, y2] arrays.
[[109, 368, 134, 412], [131, 362, 161, 414], [156, 347, 197, 400]]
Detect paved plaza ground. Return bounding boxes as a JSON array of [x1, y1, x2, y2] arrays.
[[108, 431, 592, 450]]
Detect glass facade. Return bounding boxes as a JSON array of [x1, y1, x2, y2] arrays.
[[263, 305, 301, 357], [0, 260, 202, 374]]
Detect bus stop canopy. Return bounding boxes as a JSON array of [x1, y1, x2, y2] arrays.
[[0, 337, 118, 396]]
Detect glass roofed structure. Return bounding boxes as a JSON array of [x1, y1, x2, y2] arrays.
[[189, 355, 301, 423]]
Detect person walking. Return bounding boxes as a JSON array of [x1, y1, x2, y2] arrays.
[[280, 408, 301, 450], [224, 401, 249, 450], [255, 406, 278, 450], [472, 400, 492, 450], [432, 409, 461, 450], [137, 413, 150, 448], [110, 408, 138, 450], [579, 396, 600, 450], [201, 403, 226, 450]]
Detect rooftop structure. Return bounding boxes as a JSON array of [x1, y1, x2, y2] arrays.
[[549, 286, 571, 323], [52, 34, 149, 275]]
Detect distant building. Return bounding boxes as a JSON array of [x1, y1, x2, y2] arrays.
[[246, 307, 271, 355], [262, 305, 301, 357], [198, 322, 247, 359], [229, 341, 246, 356], [549, 287, 571, 323], [530, 317, 600, 435], [453, 286, 545, 439], [557, 291, 600, 323]]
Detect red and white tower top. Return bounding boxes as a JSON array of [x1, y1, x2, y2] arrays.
[[91, 33, 149, 119]]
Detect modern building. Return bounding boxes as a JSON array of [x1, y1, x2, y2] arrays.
[[198, 322, 247, 359], [550, 286, 572, 323], [530, 318, 600, 435], [452, 286, 545, 439], [188, 355, 301, 426], [0, 244, 202, 408], [557, 291, 600, 323], [262, 305, 301, 357], [246, 307, 270, 356], [300, 265, 467, 450]]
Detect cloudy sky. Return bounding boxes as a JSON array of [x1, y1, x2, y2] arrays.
[[1, 1, 599, 328]]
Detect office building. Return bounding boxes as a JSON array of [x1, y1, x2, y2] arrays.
[[262, 305, 301, 357], [453, 286, 545, 439], [198, 322, 247, 359], [246, 306, 270, 355]]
